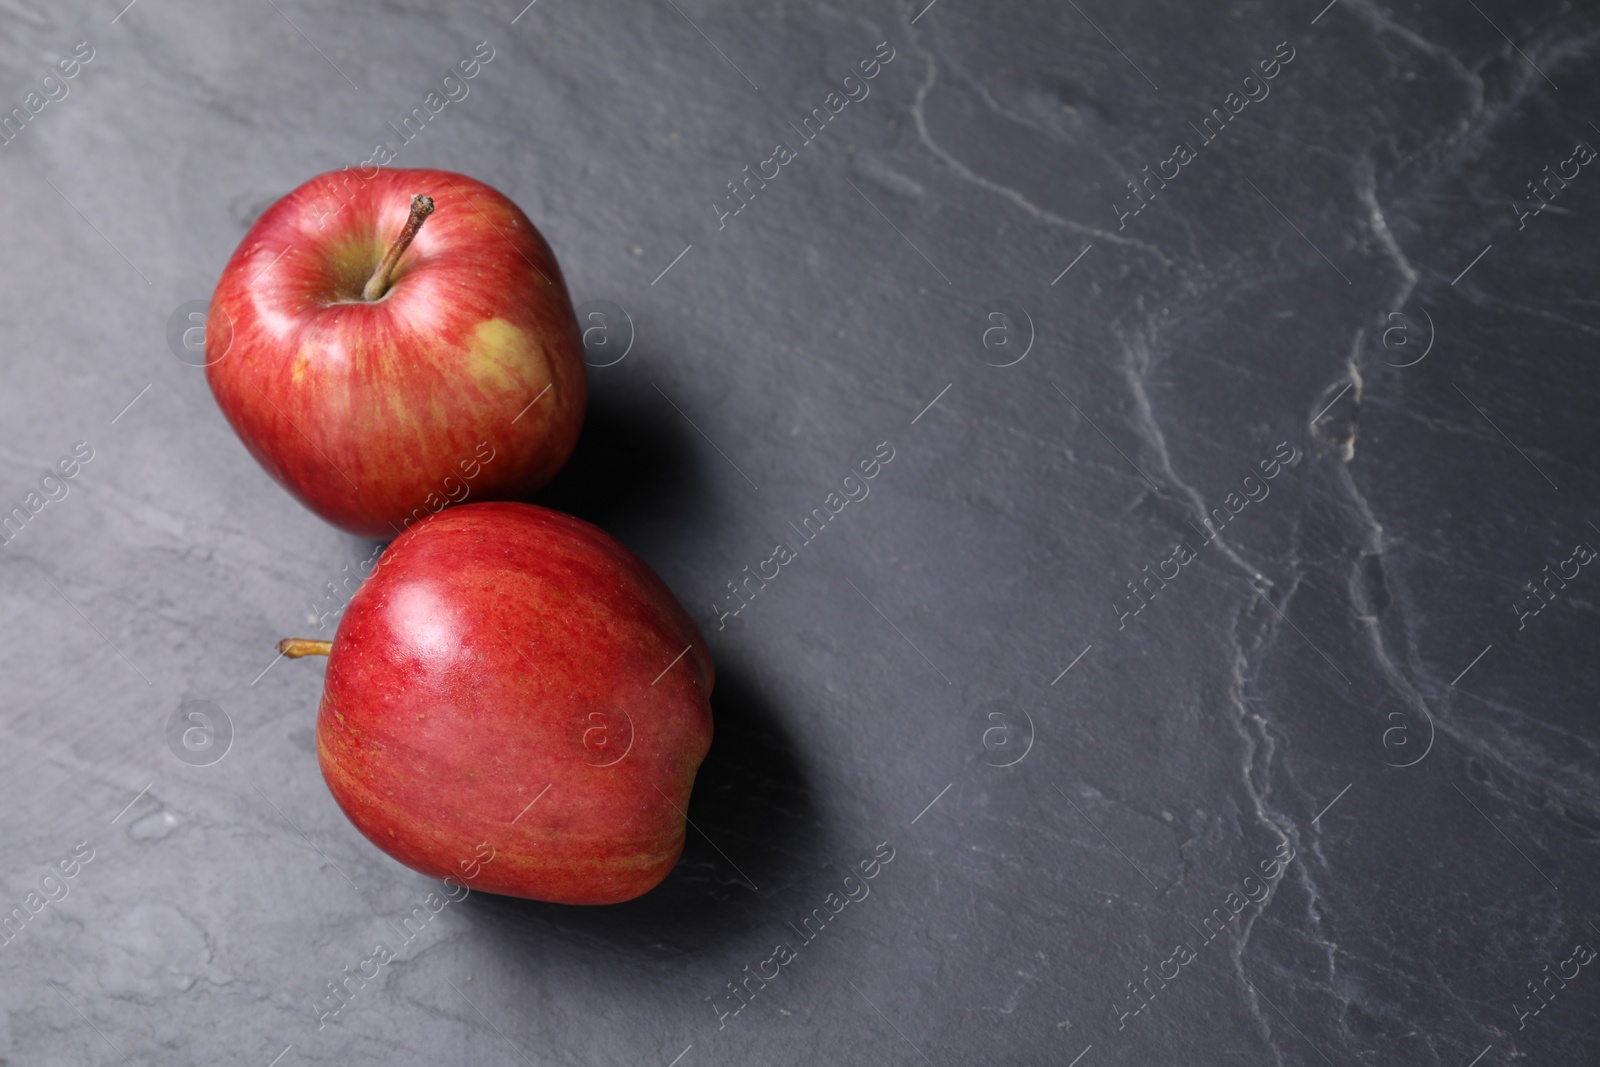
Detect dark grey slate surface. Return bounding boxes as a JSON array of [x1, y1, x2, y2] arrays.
[[2, 0, 1598, 1063]]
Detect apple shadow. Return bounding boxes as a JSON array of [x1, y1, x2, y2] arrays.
[[341, 382, 702, 574], [454, 371, 830, 960], [529, 384, 697, 536], [456, 659, 827, 957]]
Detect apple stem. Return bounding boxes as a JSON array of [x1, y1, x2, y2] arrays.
[[278, 638, 334, 658], [361, 194, 435, 301]]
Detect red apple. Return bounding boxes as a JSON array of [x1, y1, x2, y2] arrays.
[[205, 169, 586, 538], [278, 502, 714, 904]]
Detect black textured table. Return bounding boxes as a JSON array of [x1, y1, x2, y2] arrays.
[[4, 1, 1598, 1064]]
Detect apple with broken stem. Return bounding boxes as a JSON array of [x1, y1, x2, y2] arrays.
[[205, 169, 586, 538], [277, 502, 714, 904]]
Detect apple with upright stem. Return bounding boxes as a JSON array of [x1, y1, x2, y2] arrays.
[[205, 169, 586, 538], [277, 502, 715, 904]]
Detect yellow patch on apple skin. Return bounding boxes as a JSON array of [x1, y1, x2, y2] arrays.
[[469, 317, 542, 396], [291, 349, 313, 384], [385, 389, 416, 429]]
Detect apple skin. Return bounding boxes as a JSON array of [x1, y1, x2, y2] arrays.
[[315, 502, 713, 904], [205, 169, 586, 538]]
